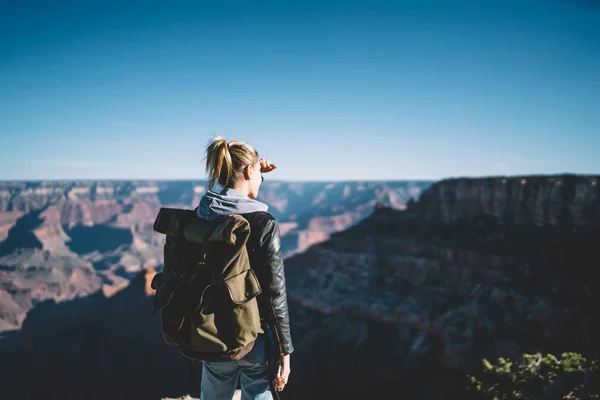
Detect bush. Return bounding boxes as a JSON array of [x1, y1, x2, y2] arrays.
[[466, 352, 600, 399]]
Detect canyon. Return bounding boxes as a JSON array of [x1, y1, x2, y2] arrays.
[[0, 180, 428, 332], [0, 174, 598, 399]]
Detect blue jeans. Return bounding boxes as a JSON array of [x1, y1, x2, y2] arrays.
[[201, 334, 274, 400]]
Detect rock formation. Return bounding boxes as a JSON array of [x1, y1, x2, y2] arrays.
[[282, 174, 600, 399], [0, 180, 428, 331], [0, 174, 597, 399]]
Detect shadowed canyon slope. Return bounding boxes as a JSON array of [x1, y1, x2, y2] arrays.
[[0, 180, 428, 331], [284, 174, 600, 399], [0, 174, 598, 399]]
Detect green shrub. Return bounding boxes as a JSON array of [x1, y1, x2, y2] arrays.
[[466, 352, 599, 399]]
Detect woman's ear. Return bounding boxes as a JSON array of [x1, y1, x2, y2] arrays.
[[244, 165, 252, 181]]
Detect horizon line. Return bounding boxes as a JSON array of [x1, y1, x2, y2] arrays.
[[0, 172, 598, 184]]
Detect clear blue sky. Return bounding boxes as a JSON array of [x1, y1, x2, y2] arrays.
[[1, 0, 598, 181]]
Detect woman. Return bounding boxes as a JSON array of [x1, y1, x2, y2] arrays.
[[197, 136, 293, 399]]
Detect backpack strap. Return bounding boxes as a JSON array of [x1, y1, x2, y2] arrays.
[[200, 228, 212, 264], [265, 323, 282, 400]]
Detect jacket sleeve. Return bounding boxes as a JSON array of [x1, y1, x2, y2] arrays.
[[256, 217, 294, 356]]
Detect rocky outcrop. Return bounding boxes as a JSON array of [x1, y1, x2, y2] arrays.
[[282, 174, 600, 399], [419, 175, 599, 227]]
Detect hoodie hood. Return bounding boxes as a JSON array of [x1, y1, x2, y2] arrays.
[[196, 187, 269, 220]]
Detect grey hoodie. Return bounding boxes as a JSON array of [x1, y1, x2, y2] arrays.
[[196, 187, 269, 220]]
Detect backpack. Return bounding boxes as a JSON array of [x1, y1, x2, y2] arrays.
[[150, 207, 264, 362]]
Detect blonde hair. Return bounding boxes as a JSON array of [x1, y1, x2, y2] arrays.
[[204, 136, 259, 190]]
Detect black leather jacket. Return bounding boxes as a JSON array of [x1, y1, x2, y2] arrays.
[[241, 211, 294, 356]]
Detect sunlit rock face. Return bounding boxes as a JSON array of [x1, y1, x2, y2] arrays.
[[0, 179, 429, 331]]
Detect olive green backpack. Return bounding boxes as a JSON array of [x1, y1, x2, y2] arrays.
[[151, 207, 264, 362]]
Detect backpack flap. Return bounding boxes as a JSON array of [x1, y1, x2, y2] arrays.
[[153, 207, 197, 237], [223, 268, 262, 304]]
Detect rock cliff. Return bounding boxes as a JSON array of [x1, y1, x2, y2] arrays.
[[419, 175, 598, 227], [283, 174, 600, 399]]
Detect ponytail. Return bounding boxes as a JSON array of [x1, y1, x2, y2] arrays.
[[204, 136, 258, 190]]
